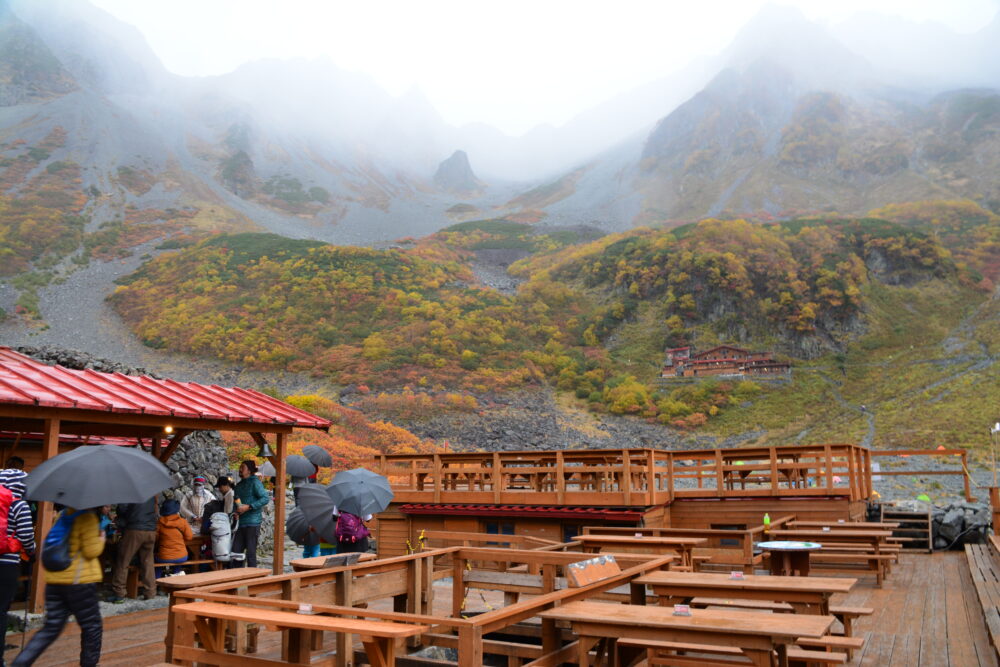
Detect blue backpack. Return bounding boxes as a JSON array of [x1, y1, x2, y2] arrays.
[[42, 510, 84, 572]]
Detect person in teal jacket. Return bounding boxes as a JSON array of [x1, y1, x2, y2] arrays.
[[232, 460, 269, 567]]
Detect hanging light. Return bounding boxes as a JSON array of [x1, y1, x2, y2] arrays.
[[257, 439, 275, 458], [164, 425, 174, 434]]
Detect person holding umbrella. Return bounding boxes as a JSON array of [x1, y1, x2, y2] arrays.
[[232, 460, 269, 567], [11, 506, 104, 667], [0, 469, 34, 667]]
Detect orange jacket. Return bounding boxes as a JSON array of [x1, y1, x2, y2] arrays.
[[156, 513, 193, 560]]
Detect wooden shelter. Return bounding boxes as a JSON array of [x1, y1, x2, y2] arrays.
[[373, 444, 874, 557], [0, 347, 332, 611]]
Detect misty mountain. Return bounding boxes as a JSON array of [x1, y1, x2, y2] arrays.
[[507, 6, 1000, 226]]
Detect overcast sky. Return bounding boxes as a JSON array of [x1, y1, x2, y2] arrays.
[[89, 0, 999, 136]]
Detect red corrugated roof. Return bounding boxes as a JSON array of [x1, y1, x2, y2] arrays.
[[399, 503, 645, 521], [0, 348, 331, 429]]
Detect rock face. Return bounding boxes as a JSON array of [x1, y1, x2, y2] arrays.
[[433, 150, 482, 194]]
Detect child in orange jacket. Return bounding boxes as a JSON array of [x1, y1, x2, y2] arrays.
[[155, 499, 193, 577]]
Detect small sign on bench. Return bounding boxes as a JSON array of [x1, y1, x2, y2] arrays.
[[323, 553, 362, 568], [565, 555, 621, 587]]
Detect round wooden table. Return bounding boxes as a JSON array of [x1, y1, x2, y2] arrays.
[[757, 540, 822, 577]]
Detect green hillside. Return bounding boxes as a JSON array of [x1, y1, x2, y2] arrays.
[[109, 203, 1000, 450]]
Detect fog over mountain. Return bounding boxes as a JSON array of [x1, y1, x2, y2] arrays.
[[1, 0, 999, 242]]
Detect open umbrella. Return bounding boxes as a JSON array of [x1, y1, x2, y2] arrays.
[[302, 445, 333, 468], [259, 460, 277, 477], [285, 455, 316, 478], [24, 445, 174, 508], [296, 485, 338, 542], [286, 507, 312, 544], [327, 468, 393, 517]]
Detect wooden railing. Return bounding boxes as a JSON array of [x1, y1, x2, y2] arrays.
[[870, 449, 974, 502], [374, 444, 873, 507]]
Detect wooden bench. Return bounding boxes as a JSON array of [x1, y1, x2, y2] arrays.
[[171, 600, 430, 667], [690, 597, 794, 613], [127, 559, 219, 597], [796, 635, 865, 660], [807, 553, 895, 587], [828, 605, 873, 639], [617, 637, 847, 666], [966, 539, 1000, 660]]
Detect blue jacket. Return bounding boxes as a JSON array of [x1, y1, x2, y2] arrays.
[[234, 476, 269, 527]]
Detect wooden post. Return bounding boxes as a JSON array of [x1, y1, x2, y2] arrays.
[[433, 454, 442, 503], [990, 488, 1000, 537], [556, 450, 565, 504], [334, 570, 354, 667], [30, 418, 60, 613], [273, 432, 287, 576], [824, 445, 834, 492], [714, 450, 724, 497], [963, 451, 973, 502], [622, 449, 633, 505], [769, 447, 779, 494], [492, 452, 501, 502]]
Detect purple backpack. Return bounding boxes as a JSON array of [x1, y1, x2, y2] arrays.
[[335, 512, 370, 542]]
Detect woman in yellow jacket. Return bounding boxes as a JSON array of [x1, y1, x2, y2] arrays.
[[13, 507, 105, 667]]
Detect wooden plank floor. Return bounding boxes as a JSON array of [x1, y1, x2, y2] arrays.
[[4, 551, 995, 666]]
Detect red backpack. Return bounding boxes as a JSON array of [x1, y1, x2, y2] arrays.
[[0, 485, 23, 555]]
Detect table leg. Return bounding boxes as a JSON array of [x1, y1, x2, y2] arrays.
[[164, 593, 176, 662], [360, 637, 394, 667], [576, 635, 600, 667]]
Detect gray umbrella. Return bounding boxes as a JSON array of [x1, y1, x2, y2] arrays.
[[302, 445, 333, 468], [286, 455, 316, 478], [24, 445, 174, 508], [296, 485, 338, 542], [327, 468, 394, 517], [286, 507, 312, 544], [259, 460, 277, 477]]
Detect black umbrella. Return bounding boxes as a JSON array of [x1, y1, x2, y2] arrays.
[[24, 445, 174, 508], [286, 507, 312, 544], [302, 445, 333, 468], [327, 468, 394, 517], [296, 485, 338, 542], [285, 455, 316, 478]]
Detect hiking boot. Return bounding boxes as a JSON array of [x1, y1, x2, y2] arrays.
[[106, 595, 126, 604]]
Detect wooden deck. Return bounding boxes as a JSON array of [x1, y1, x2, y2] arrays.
[[4, 551, 995, 666]]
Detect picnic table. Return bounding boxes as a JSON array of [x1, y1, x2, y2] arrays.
[[289, 552, 377, 571], [757, 540, 822, 577], [632, 570, 855, 615], [575, 534, 707, 569], [171, 600, 429, 667], [537, 599, 834, 667], [157, 567, 271, 661], [768, 528, 892, 549], [789, 521, 900, 530]]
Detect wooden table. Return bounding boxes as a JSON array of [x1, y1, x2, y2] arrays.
[[171, 601, 429, 667], [538, 599, 834, 667], [576, 535, 708, 568], [290, 552, 377, 571], [757, 540, 822, 577], [769, 529, 892, 553], [633, 570, 855, 615], [789, 521, 900, 530], [158, 567, 271, 662]]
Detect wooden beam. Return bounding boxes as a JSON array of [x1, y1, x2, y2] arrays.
[[273, 433, 287, 577], [159, 430, 193, 463], [30, 418, 60, 613]]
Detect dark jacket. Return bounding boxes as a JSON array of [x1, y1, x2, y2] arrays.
[[199, 499, 225, 537], [116, 497, 158, 532]]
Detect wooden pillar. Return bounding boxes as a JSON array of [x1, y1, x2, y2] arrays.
[[556, 451, 565, 504], [30, 418, 60, 613], [963, 451, 974, 502], [273, 432, 287, 576], [433, 454, 442, 503], [622, 449, 633, 505], [492, 452, 501, 502], [990, 488, 1000, 535]]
